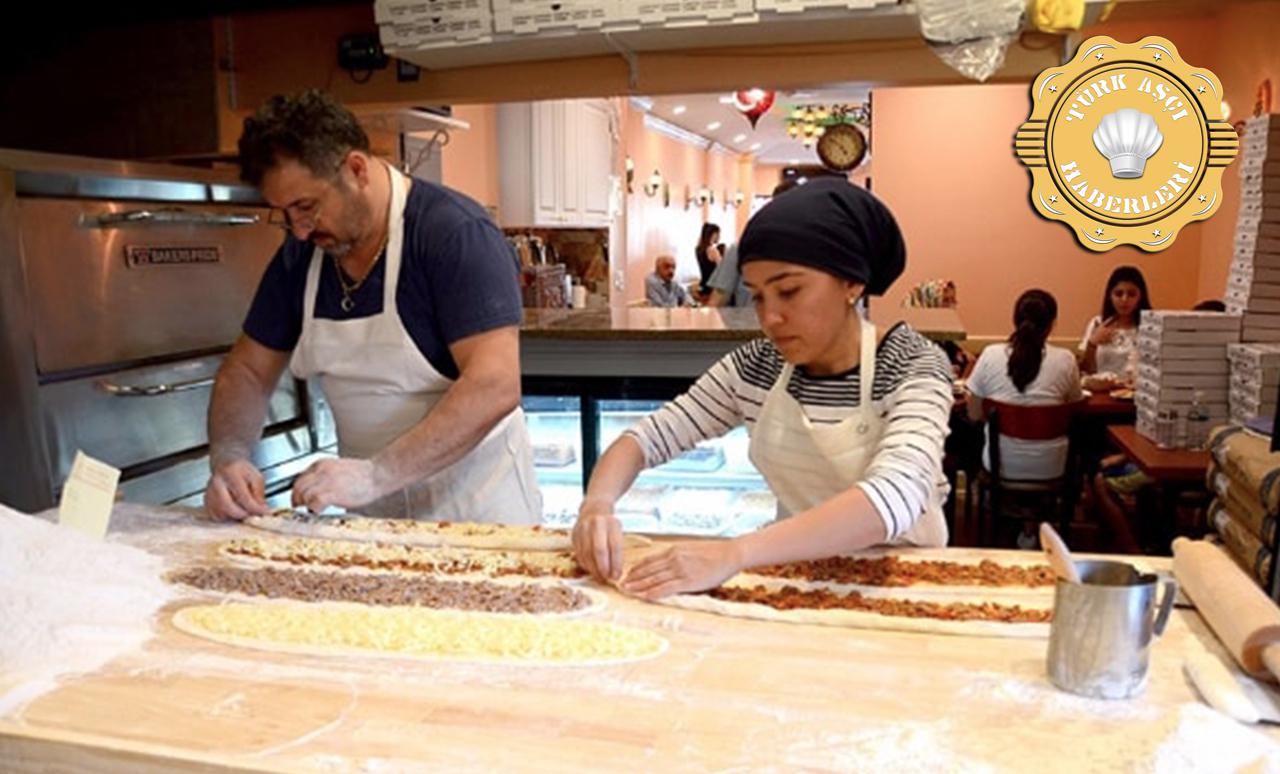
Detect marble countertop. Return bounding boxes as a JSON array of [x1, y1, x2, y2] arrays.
[[522, 306, 967, 342]]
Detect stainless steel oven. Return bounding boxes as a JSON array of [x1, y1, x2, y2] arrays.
[[0, 150, 335, 512]]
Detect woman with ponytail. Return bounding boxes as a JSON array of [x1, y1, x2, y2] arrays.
[[965, 289, 1083, 481]]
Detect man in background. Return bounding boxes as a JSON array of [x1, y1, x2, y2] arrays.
[[645, 255, 693, 307]]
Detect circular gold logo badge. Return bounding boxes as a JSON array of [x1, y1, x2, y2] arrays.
[[1016, 36, 1238, 251]]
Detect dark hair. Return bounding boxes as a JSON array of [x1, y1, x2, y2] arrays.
[[1007, 289, 1058, 393], [771, 179, 799, 197], [238, 90, 371, 187], [1193, 299, 1226, 312], [1100, 265, 1152, 321], [697, 223, 721, 252]]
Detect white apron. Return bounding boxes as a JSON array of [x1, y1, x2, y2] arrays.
[[747, 318, 948, 547], [289, 162, 541, 524]]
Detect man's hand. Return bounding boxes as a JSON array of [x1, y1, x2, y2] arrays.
[[291, 458, 384, 513], [205, 459, 269, 520], [573, 499, 625, 582], [621, 540, 744, 600]]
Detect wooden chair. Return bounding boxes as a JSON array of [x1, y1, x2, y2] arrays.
[[975, 398, 1085, 547]]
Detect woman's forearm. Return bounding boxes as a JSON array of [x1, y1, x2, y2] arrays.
[[583, 435, 647, 508], [731, 487, 888, 570]]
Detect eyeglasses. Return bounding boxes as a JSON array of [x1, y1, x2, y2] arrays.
[[267, 198, 322, 232]]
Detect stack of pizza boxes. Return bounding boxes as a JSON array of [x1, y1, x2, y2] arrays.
[[1134, 310, 1240, 442], [1226, 113, 1280, 342], [1227, 343, 1280, 425]]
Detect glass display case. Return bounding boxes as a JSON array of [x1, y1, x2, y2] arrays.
[[523, 395, 777, 537]]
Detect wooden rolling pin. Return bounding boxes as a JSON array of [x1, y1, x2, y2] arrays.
[[1173, 538, 1280, 682]]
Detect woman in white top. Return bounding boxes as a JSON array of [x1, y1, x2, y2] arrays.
[[572, 178, 952, 599], [1079, 265, 1151, 385], [966, 289, 1083, 481]]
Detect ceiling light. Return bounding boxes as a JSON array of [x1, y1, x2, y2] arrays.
[[672, 105, 687, 115], [789, 158, 800, 165], [706, 121, 722, 131], [718, 95, 736, 104], [750, 142, 762, 151], [733, 133, 747, 143]]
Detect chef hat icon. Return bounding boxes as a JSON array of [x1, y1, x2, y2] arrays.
[[1093, 108, 1164, 179]]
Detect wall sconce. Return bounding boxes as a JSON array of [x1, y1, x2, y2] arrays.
[[625, 157, 635, 194], [733, 191, 745, 206], [643, 169, 663, 197], [696, 187, 712, 206]]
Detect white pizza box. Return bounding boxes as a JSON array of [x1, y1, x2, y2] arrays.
[[1234, 228, 1280, 251], [1228, 291, 1280, 315], [1240, 158, 1280, 178], [1137, 416, 1158, 442], [1242, 114, 1280, 141], [1229, 386, 1278, 414], [1234, 247, 1280, 269], [1228, 342, 1280, 368], [1243, 325, 1280, 343], [1239, 200, 1280, 224], [1137, 363, 1230, 389], [1139, 340, 1231, 360], [1238, 221, 1280, 241], [1137, 406, 1229, 431], [1228, 276, 1280, 300], [1243, 313, 1280, 330], [1137, 351, 1228, 374], [1241, 190, 1280, 210], [1230, 261, 1280, 285], [1139, 310, 1243, 332], [1241, 176, 1280, 196], [1141, 328, 1247, 345], [1231, 407, 1272, 426], [1231, 368, 1280, 392], [1136, 376, 1228, 402]]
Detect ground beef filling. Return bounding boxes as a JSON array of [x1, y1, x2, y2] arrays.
[[222, 539, 585, 579], [169, 566, 590, 614], [707, 585, 1052, 624], [751, 556, 1056, 588]]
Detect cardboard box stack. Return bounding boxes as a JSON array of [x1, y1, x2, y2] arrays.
[[1228, 343, 1280, 425], [1134, 310, 1240, 442], [1227, 113, 1280, 343]]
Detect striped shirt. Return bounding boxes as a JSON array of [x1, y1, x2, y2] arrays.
[[623, 322, 953, 541]]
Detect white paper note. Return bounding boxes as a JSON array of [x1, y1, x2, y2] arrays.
[[57, 451, 120, 539]]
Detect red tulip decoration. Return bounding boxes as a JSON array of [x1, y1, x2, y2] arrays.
[[733, 88, 776, 129]]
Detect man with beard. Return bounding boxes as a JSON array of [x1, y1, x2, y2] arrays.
[[203, 91, 540, 524]]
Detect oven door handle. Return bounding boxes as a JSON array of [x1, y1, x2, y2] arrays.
[[91, 210, 261, 228], [96, 376, 216, 397]]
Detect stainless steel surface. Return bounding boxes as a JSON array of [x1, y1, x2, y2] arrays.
[[41, 355, 303, 487], [1047, 560, 1179, 700], [0, 149, 332, 511], [20, 197, 282, 373], [96, 375, 216, 397], [2, 148, 263, 205], [92, 210, 261, 228]]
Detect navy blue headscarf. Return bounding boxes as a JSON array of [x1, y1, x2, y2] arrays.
[[738, 177, 906, 296]]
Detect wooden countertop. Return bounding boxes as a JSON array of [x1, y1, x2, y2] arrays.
[[1108, 424, 1212, 483], [3, 504, 1275, 772], [522, 306, 967, 343]]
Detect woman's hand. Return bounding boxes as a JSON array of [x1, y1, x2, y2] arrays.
[[572, 498, 625, 582], [1089, 320, 1117, 347], [621, 540, 745, 600]]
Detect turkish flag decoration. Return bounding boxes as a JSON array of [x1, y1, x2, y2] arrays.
[[733, 88, 775, 129]]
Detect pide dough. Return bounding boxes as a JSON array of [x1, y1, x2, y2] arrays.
[[172, 603, 669, 666], [245, 512, 651, 552], [219, 537, 584, 579]]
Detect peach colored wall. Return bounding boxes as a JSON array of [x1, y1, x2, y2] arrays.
[[440, 104, 500, 209], [871, 83, 1203, 341], [621, 106, 750, 301]]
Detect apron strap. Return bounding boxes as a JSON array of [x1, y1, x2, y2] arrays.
[[857, 317, 876, 431]]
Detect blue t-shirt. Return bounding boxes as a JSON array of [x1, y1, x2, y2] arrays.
[[243, 180, 522, 380]]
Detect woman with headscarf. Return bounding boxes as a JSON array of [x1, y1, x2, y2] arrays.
[[572, 178, 952, 599]]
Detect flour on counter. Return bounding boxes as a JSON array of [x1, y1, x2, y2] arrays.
[[0, 504, 174, 714]]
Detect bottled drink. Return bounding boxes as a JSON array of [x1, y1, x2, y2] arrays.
[[1155, 410, 1175, 449], [1186, 390, 1211, 451]]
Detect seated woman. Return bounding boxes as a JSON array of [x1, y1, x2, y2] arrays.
[[1079, 266, 1151, 389], [966, 289, 1083, 481], [572, 179, 952, 598]]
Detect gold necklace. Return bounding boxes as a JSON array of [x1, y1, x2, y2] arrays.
[[334, 227, 390, 312]]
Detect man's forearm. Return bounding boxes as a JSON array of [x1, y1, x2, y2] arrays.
[[208, 365, 272, 468], [370, 373, 518, 494]]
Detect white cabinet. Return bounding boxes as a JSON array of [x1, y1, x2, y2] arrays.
[[498, 99, 614, 228]]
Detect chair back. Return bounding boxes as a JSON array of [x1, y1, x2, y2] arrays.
[[982, 398, 1082, 441]]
